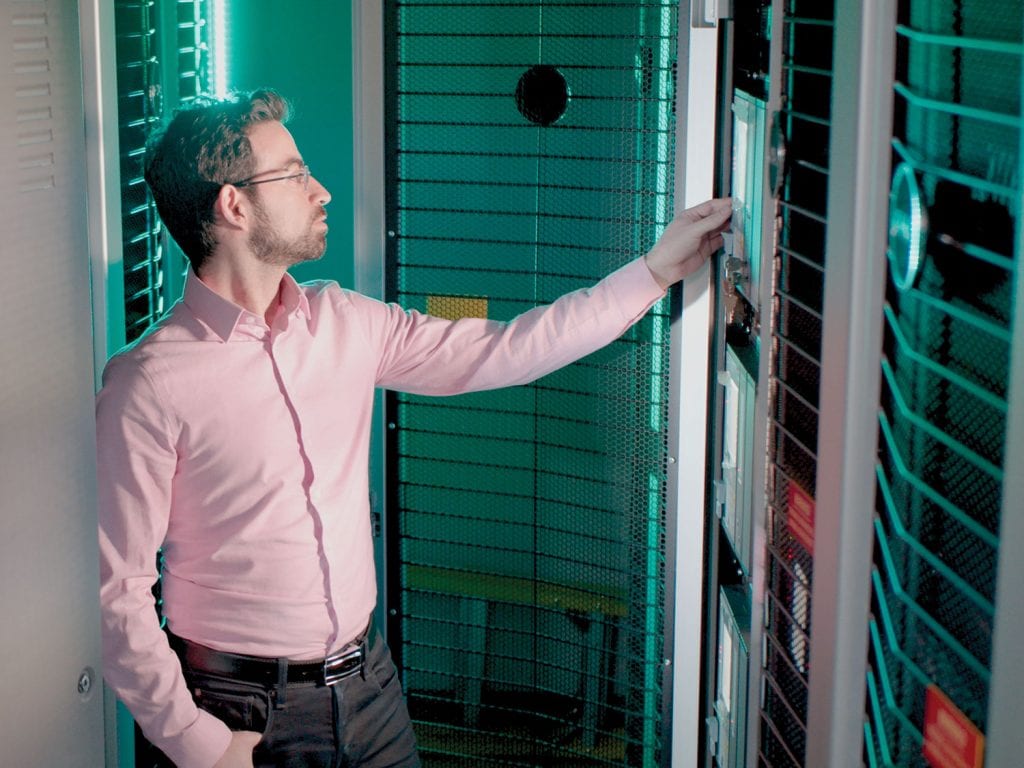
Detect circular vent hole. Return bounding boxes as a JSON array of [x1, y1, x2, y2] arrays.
[[515, 65, 569, 126]]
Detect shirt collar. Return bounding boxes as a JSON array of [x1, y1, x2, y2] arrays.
[[182, 268, 312, 342], [278, 269, 312, 323]]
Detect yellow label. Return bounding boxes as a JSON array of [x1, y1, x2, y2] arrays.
[[427, 295, 488, 321]]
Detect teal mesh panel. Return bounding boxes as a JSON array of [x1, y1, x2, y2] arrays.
[[866, 0, 1019, 765], [383, 2, 679, 765]]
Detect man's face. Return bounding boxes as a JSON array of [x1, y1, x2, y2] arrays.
[[242, 121, 331, 267]]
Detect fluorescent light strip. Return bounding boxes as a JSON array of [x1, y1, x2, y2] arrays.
[[210, 0, 229, 98]]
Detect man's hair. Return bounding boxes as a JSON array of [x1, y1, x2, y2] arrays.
[[143, 89, 291, 274]]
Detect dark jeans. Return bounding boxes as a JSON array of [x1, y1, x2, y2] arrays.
[[175, 629, 420, 768]]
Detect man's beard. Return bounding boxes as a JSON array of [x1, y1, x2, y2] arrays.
[[247, 196, 326, 267]]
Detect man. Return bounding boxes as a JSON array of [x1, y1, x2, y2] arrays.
[[96, 89, 731, 768]]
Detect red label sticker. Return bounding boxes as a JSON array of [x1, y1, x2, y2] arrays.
[[786, 482, 815, 555], [923, 684, 985, 768]]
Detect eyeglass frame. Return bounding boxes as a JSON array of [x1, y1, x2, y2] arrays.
[[229, 164, 311, 190]]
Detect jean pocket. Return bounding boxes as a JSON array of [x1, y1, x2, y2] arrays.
[[187, 673, 274, 736], [366, 636, 400, 693]]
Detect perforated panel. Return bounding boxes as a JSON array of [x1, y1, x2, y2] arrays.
[[864, 2, 1020, 765], [759, 3, 835, 766], [383, 2, 679, 765]]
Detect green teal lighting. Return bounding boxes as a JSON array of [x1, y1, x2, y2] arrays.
[[643, 469, 662, 753], [649, 310, 665, 431], [210, 0, 229, 98], [887, 162, 926, 292], [635, 5, 677, 761]]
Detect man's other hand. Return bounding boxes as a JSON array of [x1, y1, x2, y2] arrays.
[[213, 731, 262, 768], [644, 198, 733, 289]]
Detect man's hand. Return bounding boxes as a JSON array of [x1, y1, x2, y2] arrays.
[[213, 731, 262, 768], [644, 198, 733, 289]]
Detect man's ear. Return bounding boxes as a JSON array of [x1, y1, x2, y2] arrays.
[[213, 184, 250, 230]]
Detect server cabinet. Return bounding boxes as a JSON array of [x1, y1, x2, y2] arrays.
[[702, 1, 1024, 766], [863, 1, 1023, 766], [361, 1, 1024, 766], [757, 3, 848, 767], [703, 8, 869, 766], [1, 0, 106, 764], [702, 1, 783, 765], [380, 2, 687, 765]]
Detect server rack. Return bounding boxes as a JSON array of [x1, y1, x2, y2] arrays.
[[702, 1, 1024, 767], [864, 1, 1022, 766], [805, 2, 895, 764], [379, 2, 687, 765], [701, 1, 790, 765], [80, 0, 1023, 765], [364, 2, 1023, 764]]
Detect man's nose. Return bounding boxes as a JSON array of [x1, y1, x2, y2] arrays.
[[310, 174, 331, 205]]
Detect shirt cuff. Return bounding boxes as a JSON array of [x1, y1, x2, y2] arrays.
[[161, 708, 234, 768]]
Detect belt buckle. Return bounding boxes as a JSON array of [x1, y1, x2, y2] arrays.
[[323, 645, 364, 686]]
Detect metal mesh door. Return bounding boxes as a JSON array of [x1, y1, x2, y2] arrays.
[[864, 1, 1020, 765], [383, 2, 679, 765], [114, 0, 209, 343], [756, 2, 836, 766]]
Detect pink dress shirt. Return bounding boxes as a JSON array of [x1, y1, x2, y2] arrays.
[[96, 257, 664, 767]]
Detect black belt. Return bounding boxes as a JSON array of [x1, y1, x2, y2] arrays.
[[170, 615, 375, 688]]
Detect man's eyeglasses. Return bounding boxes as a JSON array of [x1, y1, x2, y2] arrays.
[[230, 164, 311, 191]]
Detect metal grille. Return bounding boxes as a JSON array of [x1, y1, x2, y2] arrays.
[[172, 0, 208, 103], [114, 0, 209, 342], [759, 3, 835, 766], [115, 0, 164, 342], [384, 2, 679, 765], [864, 2, 1020, 765]]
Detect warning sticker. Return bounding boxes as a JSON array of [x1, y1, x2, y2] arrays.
[[923, 684, 985, 768], [786, 482, 815, 555]]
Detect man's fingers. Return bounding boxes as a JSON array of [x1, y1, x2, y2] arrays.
[[645, 196, 734, 287], [680, 197, 733, 229], [690, 202, 733, 237], [691, 196, 732, 216], [705, 198, 734, 222]]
